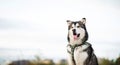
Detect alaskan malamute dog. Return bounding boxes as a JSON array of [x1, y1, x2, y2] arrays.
[[66, 18, 98, 65]]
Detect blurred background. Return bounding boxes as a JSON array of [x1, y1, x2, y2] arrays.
[[0, 0, 120, 65]]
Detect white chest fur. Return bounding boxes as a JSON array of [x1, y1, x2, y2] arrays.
[[74, 45, 88, 65], [67, 44, 89, 65]]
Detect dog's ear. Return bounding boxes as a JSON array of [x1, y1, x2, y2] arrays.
[[80, 18, 86, 24], [67, 20, 72, 26]]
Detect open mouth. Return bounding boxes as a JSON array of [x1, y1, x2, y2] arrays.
[[73, 34, 80, 40]]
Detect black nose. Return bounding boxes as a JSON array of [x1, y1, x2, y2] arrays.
[[72, 29, 77, 35]]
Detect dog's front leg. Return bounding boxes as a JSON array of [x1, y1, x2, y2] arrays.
[[67, 53, 75, 65], [67, 46, 75, 65]]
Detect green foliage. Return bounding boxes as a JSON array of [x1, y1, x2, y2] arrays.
[[99, 56, 120, 65], [115, 56, 120, 65], [35, 55, 41, 61], [8, 55, 120, 65], [99, 58, 113, 65]]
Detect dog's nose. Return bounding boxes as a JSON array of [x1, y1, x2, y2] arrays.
[[72, 29, 77, 35], [72, 29, 76, 32]]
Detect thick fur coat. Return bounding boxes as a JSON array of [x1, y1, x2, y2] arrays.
[[67, 18, 98, 65]]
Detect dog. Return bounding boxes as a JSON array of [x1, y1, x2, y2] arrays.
[[66, 18, 98, 65]]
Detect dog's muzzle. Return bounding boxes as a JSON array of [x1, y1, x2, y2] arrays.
[[72, 29, 80, 40]]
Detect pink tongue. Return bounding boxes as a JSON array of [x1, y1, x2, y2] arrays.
[[73, 35, 77, 40]]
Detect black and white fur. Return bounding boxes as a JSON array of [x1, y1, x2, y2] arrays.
[[67, 18, 98, 65]]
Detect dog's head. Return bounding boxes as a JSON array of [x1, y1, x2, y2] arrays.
[[67, 18, 88, 43]]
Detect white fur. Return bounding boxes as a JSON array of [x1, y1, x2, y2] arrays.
[[76, 23, 79, 27], [72, 24, 75, 28], [67, 43, 89, 65], [67, 45, 73, 65], [67, 45, 75, 65], [74, 44, 89, 65], [67, 52, 74, 65], [79, 28, 85, 40]]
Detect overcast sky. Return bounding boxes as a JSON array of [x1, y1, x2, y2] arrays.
[[0, 0, 120, 62]]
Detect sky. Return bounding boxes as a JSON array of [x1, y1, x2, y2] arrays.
[[0, 0, 120, 62]]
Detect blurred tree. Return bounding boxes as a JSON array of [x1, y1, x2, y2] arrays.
[[110, 60, 115, 65], [35, 55, 41, 61], [115, 56, 120, 65], [99, 58, 114, 65], [56, 59, 67, 65], [8, 60, 31, 65]]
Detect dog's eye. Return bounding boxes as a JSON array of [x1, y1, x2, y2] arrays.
[[77, 26, 80, 28], [71, 27, 73, 28]]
